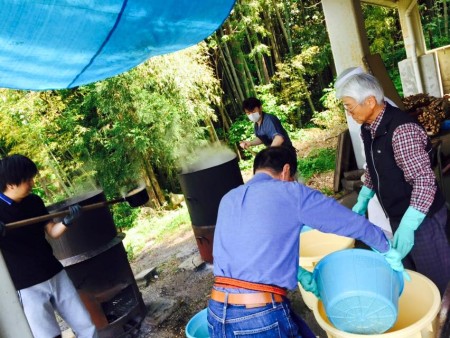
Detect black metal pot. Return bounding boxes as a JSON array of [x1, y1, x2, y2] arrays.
[[46, 190, 117, 261], [178, 155, 243, 226]]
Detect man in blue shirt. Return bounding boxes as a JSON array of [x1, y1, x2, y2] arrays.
[[240, 97, 294, 151], [208, 146, 406, 337]]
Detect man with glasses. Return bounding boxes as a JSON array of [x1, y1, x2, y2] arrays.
[[239, 97, 293, 152], [336, 72, 450, 296]]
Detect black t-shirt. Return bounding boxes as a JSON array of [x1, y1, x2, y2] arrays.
[[0, 194, 63, 290]]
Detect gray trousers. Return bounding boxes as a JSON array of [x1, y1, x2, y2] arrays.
[[18, 270, 98, 338]]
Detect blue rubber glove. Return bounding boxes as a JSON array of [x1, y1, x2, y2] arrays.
[[297, 266, 320, 298], [376, 244, 411, 282], [393, 206, 426, 259], [352, 186, 375, 216], [62, 204, 82, 227]]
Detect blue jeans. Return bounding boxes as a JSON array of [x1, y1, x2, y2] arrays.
[[207, 296, 307, 338]]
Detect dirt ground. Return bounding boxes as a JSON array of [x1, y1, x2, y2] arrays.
[[126, 133, 338, 337]]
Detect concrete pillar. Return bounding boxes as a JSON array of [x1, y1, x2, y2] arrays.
[[322, 0, 370, 168], [0, 252, 33, 338], [397, 0, 428, 95], [397, 0, 426, 59]]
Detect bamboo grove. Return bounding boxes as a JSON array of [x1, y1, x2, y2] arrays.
[[0, 0, 449, 227]]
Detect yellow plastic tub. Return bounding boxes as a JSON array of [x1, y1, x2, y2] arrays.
[[312, 270, 441, 338], [298, 230, 355, 310]]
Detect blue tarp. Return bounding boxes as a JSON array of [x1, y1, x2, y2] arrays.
[[0, 1, 235, 90]]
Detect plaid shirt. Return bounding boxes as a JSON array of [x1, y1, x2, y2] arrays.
[[363, 105, 436, 214]]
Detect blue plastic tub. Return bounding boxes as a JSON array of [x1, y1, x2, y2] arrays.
[[301, 225, 313, 233], [186, 308, 210, 338], [313, 249, 404, 334]]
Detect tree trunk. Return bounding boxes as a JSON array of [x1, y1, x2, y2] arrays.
[[235, 50, 250, 97], [218, 101, 232, 132], [262, 55, 272, 82], [245, 27, 263, 83], [243, 59, 256, 96], [218, 29, 245, 102], [142, 156, 165, 207], [261, 0, 281, 66], [444, 0, 449, 38], [273, 0, 293, 56], [215, 36, 242, 109], [301, 76, 316, 114], [205, 117, 219, 142]]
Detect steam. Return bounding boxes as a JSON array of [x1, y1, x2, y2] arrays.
[[180, 143, 236, 174], [120, 180, 146, 198]]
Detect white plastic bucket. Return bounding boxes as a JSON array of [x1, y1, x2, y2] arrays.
[[298, 230, 355, 310], [313, 270, 441, 338]]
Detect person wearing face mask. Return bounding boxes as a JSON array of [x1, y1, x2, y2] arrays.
[[239, 97, 293, 152]]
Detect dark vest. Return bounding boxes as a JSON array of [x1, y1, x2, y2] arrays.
[[361, 104, 445, 224]]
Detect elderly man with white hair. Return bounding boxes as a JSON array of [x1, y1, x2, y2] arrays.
[[336, 72, 450, 296], [335, 67, 394, 239]]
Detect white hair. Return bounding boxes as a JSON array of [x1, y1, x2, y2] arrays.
[[334, 67, 364, 89], [335, 73, 385, 105]]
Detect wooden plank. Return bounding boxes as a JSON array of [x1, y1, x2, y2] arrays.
[[364, 53, 405, 110], [334, 130, 357, 192]]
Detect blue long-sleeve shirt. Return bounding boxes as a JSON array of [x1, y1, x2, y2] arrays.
[[213, 173, 389, 290]]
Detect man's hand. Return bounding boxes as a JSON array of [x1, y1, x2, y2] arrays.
[[297, 266, 320, 298], [62, 204, 82, 227], [0, 221, 5, 237], [240, 141, 250, 149], [352, 186, 375, 216], [393, 206, 426, 258]]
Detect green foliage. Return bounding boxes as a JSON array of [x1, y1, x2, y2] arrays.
[[312, 87, 347, 132], [362, 4, 406, 94], [122, 208, 191, 260], [254, 85, 294, 131], [297, 148, 336, 181], [125, 242, 135, 261], [112, 203, 140, 230], [155, 211, 191, 241], [238, 157, 254, 171], [320, 186, 334, 196], [228, 114, 255, 146], [0, 44, 222, 204], [420, 1, 450, 50]]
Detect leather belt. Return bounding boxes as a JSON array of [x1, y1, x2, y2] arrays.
[[210, 289, 284, 308], [214, 276, 287, 296]]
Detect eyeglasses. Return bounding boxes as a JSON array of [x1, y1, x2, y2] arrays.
[[343, 103, 360, 113]]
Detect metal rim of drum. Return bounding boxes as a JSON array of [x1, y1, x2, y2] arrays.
[[125, 186, 149, 207]]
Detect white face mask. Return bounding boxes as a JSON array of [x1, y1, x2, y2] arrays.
[[248, 112, 261, 123]]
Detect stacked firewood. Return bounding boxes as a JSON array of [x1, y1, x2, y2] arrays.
[[402, 94, 450, 136]]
